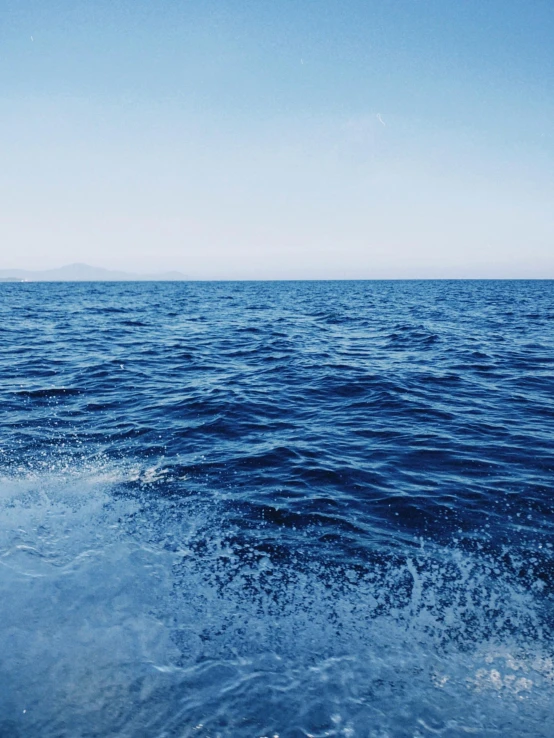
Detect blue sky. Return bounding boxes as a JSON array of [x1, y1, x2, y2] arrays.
[[1, 0, 553, 277]]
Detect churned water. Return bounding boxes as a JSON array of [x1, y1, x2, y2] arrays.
[[0, 280, 553, 737]]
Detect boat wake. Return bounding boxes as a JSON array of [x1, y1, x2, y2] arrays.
[[1, 462, 553, 737]]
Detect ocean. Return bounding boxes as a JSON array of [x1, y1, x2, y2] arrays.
[[1, 280, 553, 737]]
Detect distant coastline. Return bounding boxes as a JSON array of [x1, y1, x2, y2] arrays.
[[0, 263, 189, 282]]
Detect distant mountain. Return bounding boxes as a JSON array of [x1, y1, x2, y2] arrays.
[[0, 263, 189, 282]]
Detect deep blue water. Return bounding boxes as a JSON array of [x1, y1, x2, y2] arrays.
[[1, 280, 553, 737]]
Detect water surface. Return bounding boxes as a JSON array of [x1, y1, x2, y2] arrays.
[[1, 280, 553, 737]]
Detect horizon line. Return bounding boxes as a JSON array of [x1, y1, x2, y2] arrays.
[[2, 277, 553, 283]]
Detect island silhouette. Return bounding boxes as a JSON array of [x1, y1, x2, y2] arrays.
[[0, 263, 189, 282]]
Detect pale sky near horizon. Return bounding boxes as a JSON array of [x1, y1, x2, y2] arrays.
[[1, 0, 553, 278]]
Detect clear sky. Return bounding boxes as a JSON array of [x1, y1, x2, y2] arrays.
[[2, 0, 553, 278]]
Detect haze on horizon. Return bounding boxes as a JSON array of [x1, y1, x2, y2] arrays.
[[1, 1, 553, 279]]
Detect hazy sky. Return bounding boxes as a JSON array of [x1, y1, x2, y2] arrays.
[[2, 0, 553, 278]]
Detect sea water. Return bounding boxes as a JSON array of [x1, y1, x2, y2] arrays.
[[0, 280, 553, 737]]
